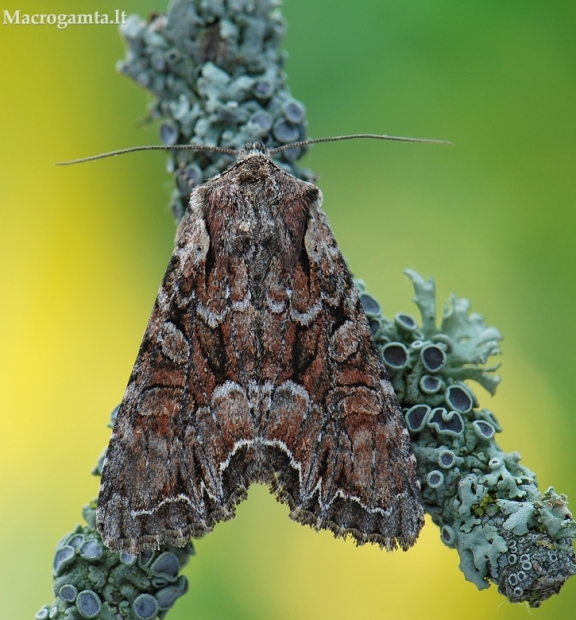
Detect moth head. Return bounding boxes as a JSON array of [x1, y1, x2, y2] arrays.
[[239, 142, 270, 159]]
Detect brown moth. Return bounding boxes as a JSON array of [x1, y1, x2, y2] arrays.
[[95, 141, 425, 554]]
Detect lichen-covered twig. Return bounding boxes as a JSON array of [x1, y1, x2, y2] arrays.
[[357, 271, 576, 607], [36, 271, 576, 618], [37, 0, 575, 617], [117, 0, 313, 221]]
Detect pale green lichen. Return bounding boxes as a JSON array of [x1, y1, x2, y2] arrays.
[[39, 0, 576, 616], [38, 513, 192, 620], [357, 271, 576, 606], [117, 0, 313, 220]]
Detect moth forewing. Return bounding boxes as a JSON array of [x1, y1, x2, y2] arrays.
[[97, 144, 423, 554]]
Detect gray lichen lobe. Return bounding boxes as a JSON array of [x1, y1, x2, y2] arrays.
[[357, 270, 576, 607], [118, 0, 313, 220], [38, 514, 192, 620]]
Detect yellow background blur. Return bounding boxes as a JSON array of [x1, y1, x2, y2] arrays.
[[1, 1, 576, 618]]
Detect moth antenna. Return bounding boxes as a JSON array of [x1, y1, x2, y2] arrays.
[[55, 144, 239, 166], [56, 133, 452, 166], [269, 133, 453, 154]]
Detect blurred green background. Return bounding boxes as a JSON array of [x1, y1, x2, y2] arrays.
[[1, 0, 576, 618]]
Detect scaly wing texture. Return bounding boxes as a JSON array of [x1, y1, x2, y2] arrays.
[[98, 154, 423, 554], [97, 193, 260, 553], [258, 189, 424, 550]]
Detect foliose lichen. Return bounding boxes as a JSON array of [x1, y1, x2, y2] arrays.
[[39, 271, 575, 618], [356, 270, 576, 607], [117, 0, 314, 220], [39, 0, 576, 616]]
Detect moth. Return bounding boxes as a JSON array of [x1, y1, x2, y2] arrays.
[[62, 135, 447, 555]]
